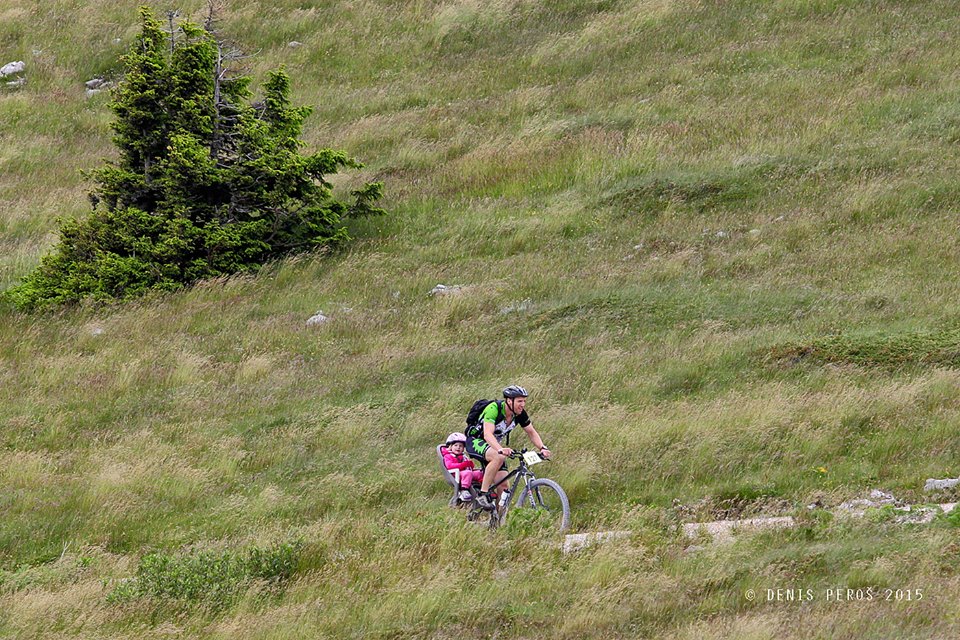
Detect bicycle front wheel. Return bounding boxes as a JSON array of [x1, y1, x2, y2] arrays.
[[517, 478, 570, 532]]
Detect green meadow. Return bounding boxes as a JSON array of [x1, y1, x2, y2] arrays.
[[4, 0, 960, 637]]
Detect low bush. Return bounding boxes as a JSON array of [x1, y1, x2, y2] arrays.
[[108, 541, 302, 610]]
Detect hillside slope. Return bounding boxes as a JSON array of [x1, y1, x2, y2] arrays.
[[3, 0, 960, 637]]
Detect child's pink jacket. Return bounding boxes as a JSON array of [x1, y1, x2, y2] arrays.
[[441, 446, 476, 473]]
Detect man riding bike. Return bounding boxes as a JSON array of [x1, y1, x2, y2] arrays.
[[465, 385, 552, 511]]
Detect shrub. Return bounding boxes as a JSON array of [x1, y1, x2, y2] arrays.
[[107, 541, 302, 610], [5, 7, 384, 311]]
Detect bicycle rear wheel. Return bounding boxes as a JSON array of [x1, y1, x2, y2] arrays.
[[517, 478, 570, 531]]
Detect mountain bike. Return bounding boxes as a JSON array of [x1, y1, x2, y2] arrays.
[[467, 449, 570, 532]]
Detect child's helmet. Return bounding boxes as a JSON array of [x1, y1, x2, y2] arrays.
[[446, 432, 467, 446]]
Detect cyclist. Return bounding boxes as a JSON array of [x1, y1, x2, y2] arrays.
[[465, 385, 552, 511]]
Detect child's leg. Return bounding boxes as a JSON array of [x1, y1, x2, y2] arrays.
[[470, 469, 482, 488], [467, 469, 484, 489], [459, 470, 473, 490]]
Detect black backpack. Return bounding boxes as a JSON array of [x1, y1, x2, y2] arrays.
[[465, 399, 503, 437]]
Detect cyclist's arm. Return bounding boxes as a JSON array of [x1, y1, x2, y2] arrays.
[[483, 421, 500, 451], [522, 424, 551, 456]]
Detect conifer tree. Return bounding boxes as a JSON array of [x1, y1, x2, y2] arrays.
[[6, 7, 384, 311]]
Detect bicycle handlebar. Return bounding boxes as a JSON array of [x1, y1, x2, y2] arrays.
[[506, 448, 548, 462]]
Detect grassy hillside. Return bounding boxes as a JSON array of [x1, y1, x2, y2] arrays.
[[4, 0, 960, 637]]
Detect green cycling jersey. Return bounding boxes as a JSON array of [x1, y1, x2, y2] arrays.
[[476, 400, 530, 441]]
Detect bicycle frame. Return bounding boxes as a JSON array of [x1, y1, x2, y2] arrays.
[[464, 447, 569, 530], [485, 449, 543, 512]]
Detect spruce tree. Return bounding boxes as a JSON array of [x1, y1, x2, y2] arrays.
[[6, 7, 384, 311]]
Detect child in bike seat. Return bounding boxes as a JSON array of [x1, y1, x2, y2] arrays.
[[441, 432, 481, 503]]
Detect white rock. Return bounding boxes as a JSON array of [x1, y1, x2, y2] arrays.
[[924, 478, 960, 492], [90, 327, 104, 337], [836, 498, 877, 516], [562, 530, 631, 554], [895, 505, 938, 525], [305, 312, 329, 326], [85, 77, 105, 90], [85, 88, 101, 98], [6, 77, 25, 88], [288, 41, 303, 48], [429, 284, 462, 296], [838, 498, 875, 509], [837, 491, 896, 517], [773, 215, 785, 222], [682, 516, 795, 545], [749, 228, 761, 235], [869, 489, 896, 503], [0, 61, 25, 77], [716, 230, 728, 238]]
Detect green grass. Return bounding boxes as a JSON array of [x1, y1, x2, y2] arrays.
[[770, 327, 960, 368], [5, 0, 960, 637]]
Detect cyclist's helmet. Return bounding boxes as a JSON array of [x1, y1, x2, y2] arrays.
[[445, 432, 467, 446], [502, 385, 529, 399]]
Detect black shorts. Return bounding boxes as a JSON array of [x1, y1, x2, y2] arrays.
[[465, 436, 506, 471]]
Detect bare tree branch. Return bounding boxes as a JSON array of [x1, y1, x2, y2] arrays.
[[165, 10, 179, 56], [204, 0, 224, 31]]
